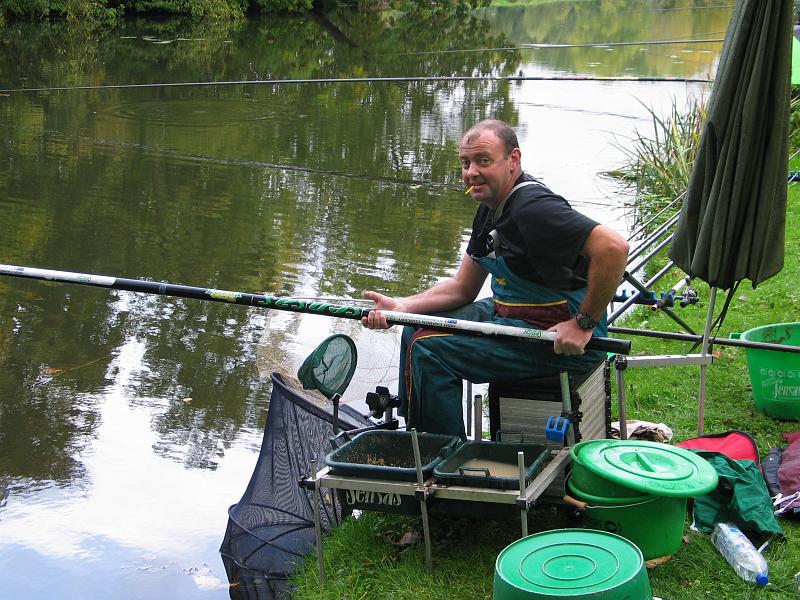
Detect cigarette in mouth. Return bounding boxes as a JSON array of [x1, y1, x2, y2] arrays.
[[465, 185, 474, 195]]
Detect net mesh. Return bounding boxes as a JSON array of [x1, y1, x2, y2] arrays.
[[297, 334, 357, 399], [220, 372, 372, 599]]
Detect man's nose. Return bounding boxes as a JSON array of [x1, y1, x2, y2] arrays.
[[464, 162, 480, 179]]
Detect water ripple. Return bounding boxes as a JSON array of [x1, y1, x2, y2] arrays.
[[102, 98, 278, 128]]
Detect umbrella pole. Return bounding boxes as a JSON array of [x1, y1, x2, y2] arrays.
[[697, 287, 718, 434]]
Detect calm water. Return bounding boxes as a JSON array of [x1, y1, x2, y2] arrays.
[[0, 2, 729, 598]]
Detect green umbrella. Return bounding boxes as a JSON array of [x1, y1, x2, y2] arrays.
[[669, 0, 791, 290], [666, 0, 791, 433]]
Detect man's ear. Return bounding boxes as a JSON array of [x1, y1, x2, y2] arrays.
[[509, 147, 521, 171]]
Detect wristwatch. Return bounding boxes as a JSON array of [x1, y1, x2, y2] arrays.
[[575, 311, 598, 331]]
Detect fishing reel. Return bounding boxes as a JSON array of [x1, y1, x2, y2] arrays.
[[365, 386, 401, 420], [678, 287, 699, 307], [329, 385, 401, 442], [650, 284, 700, 310]]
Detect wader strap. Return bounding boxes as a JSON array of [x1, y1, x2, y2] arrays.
[[487, 180, 544, 259], [494, 179, 542, 223]]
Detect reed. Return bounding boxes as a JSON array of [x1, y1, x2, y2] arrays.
[[610, 97, 706, 231], [790, 87, 800, 156]]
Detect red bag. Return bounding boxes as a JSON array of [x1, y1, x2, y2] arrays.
[[676, 430, 759, 463]]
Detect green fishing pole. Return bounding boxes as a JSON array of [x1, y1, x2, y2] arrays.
[[0, 264, 631, 354]]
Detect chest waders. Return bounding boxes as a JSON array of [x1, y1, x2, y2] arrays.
[[396, 243, 607, 440]]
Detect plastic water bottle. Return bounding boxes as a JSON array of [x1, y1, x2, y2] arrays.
[[711, 522, 769, 586]]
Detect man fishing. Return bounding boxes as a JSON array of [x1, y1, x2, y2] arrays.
[[362, 119, 628, 438]]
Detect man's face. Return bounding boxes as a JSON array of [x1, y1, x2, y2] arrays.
[[459, 130, 520, 208]]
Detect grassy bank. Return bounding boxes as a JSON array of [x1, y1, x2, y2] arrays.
[[290, 188, 799, 599]]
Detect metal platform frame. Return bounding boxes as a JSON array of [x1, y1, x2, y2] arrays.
[[302, 438, 570, 583]]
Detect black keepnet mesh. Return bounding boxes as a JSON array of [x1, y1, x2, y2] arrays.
[[220, 371, 372, 599]]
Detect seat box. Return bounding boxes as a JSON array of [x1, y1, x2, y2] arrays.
[[487, 360, 611, 499]]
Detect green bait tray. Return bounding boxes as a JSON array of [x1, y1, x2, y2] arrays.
[[324, 430, 460, 482], [433, 441, 549, 490]]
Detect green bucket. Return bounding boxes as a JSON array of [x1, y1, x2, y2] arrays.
[[731, 322, 800, 419], [493, 528, 652, 599], [566, 477, 686, 561]]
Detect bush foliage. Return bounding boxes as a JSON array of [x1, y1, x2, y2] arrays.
[[253, 0, 312, 13], [0, 0, 487, 22]]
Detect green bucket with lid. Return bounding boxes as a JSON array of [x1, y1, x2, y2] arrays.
[[565, 440, 717, 560], [566, 477, 685, 561], [731, 322, 800, 419], [494, 528, 652, 599]]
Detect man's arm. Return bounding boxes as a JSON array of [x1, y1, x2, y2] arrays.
[[577, 224, 630, 322], [362, 253, 488, 329], [549, 224, 629, 354]]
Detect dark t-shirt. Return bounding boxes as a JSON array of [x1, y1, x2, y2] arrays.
[[466, 173, 599, 290]]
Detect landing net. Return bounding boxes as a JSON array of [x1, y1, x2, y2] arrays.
[[219, 372, 372, 599]]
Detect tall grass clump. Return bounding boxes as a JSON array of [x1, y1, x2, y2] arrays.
[[612, 98, 706, 230], [616, 88, 799, 235]]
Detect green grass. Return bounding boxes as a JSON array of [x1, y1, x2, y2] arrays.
[[291, 507, 578, 599], [291, 168, 800, 599]]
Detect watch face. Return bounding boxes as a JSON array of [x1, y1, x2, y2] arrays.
[[577, 313, 596, 330]]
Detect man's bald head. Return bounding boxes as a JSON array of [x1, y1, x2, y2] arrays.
[[460, 119, 519, 157]]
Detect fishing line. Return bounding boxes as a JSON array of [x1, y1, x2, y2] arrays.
[[380, 33, 726, 57], [647, 3, 734, 11], [677, 30, 729, 40], [514, 100, 640, 121], [0, 73, 714, 94], [26, 129, 463, 191], [521, 37, 724, 50], [95, 139, 461, 190]]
